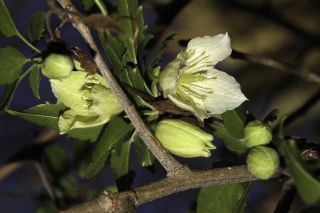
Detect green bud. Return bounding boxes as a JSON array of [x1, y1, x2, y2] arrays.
[[42, 54, 74, 79], [155, 119, 215, 158], [246, 146, 279, 180], [244, 120, 272, 148]]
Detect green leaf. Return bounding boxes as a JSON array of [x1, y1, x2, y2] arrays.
[[6, 103, 66, 130], [34, 201, 57, 213], [117, 0, 137, 62], [221, 106, 247, 138], [0, 0, 19, 37], [81, 0, 95, 11], [197, 183, 251, 213], [100, 32, 125, 79], [0, 46, 29, 85], [133, 134, 155, 167], [0, 82, 17, 114], [85, 117, 133, 179], [213, 125, 248, 155], [67, 125, 105, 142], [28, 65, 41, 99], [280, 139, 320, 204], [44, 144, 69, 176], [110, 139, 131, 178], [28, 11, 46, 42]]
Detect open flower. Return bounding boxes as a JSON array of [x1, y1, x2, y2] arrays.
[[50, 71, 123, 133], [159, 33, 247, 120]]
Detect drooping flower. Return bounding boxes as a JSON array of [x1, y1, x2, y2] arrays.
[[50, 71, 123, 133], [159, 33, 247, 120], [155, 119, 215, 158]]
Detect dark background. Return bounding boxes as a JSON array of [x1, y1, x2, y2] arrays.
[[1, 0, 320, 212]]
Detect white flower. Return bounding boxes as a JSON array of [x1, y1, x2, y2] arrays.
[[159, 33, 247, 120]]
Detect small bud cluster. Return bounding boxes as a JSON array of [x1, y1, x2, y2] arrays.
[[243, 120, 279, 180]]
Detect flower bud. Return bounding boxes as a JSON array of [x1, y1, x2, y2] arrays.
[[246, 146, 279, 180], [42, 54, 74, 79], [155, 119, 215, 158], [244, 120, 272, 148]]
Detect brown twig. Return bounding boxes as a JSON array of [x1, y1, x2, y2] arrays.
[[55, 0, 187, 176], [61, 165, 257, 213], [231, 50, 320, 85]]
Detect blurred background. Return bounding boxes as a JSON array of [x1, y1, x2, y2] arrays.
[[0, 0, 320, 212]]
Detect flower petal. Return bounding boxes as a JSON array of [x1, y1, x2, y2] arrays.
[[58, 109, 111, 134], [159, 58, 181, 97], [200, 69, 247, 115], [186, 33, 232, 66]]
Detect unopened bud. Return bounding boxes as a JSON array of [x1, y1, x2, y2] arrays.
[[246, 146, 279, 180], [42, 54, 73, 79], [155, 119, 215, 158], [244, 120, 272, 148]]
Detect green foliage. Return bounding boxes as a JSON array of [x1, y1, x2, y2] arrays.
[[81, 0, 95, 11], [6, 103, 66, 130], [84, 117, 133, 179], [28, 65, 41, 99], [211, 107, 248, 154], [28, 11, 46, 42], [0, 0, 19, 37], [221, 107, 246, 138], [44, 144, 69, 176], [0, 46, 29, 85], [133, 135, 155, 167], [110, 139, 131, 178], [197, 183, 251, 213], [280, 139, 320, 204]]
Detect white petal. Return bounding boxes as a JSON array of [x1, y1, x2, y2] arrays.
[[186, 33, 232, 66], [159, 58, 180, 97], [199, 69, 247, 114]]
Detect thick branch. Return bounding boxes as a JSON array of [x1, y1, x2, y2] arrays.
[[56, 0, 186, 176], [231, 50, 320, 85], [61, 165, 256, 212]]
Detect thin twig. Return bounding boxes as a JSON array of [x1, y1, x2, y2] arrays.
[[55, 0, 187, 176], [60, 165, 257, 212], [34, 162, 56, 202], [231, 50, 320, 85]]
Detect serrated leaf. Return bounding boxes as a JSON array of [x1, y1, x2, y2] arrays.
[[197, 183, 251, 213], [6, 103, 66, 130], [29, 65, 41, 99], [213, 125, 247, 155], [133, 135, 155, 167], [221, 106, 247, 138], [85, 117, 133, 179], [0, 0, 19, 37], [0, 46, 29, 85], [281, 139, 320, 204], [110, 139, 131, 178], [148, 34, 176, 72], [28, 11, 46, 42]]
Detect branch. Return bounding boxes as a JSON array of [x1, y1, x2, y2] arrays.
[[61, 165, 257, 212], [55, 0, 187, 176], [231, 50, 320, 85]]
